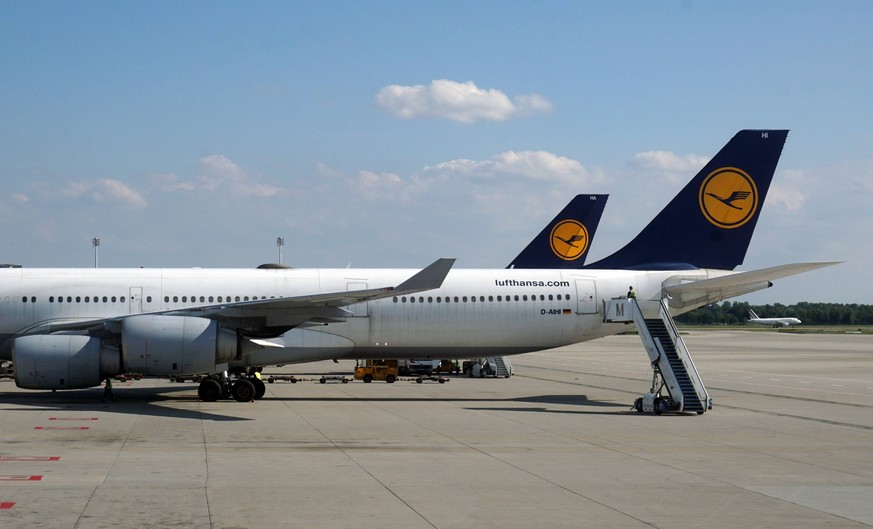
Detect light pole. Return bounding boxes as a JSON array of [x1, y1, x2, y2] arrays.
[[92, 237, 100, 268], [276, 236, 284, 265]]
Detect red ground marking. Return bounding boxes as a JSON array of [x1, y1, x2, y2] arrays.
[[0, 475, 42, 481], [48, 417, 98, 421], [33, 426, 90, 430], [0, 456, 60, 462], [0, 502, 15, 509]]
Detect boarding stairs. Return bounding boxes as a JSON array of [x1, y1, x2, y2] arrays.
[[491, 356, 513, 378], [604, 298, 710, 414]]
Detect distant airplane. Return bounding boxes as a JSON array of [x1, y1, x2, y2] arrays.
[[0, 130, 835, 403], [747, 309, 801, 327]]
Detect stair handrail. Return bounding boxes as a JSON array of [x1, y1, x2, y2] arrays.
[[656, 298, 709, 406]]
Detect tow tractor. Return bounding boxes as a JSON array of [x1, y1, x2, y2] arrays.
[[354, 359, 399, 383]]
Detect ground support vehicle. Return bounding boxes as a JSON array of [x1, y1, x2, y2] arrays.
[[354, 360, 399, 383]]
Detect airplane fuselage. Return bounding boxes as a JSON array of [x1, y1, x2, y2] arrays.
[[0, 266, 717, 369]]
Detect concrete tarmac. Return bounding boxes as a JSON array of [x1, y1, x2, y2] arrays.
[[1, 330, 872, 528]]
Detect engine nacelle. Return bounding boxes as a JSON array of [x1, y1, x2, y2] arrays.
[[13, 335, 120, 390], [121, 315, 238, 375]]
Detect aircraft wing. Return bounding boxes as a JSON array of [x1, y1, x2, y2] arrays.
[[664, 262, 840, 310], [26, 258, 456, 337]]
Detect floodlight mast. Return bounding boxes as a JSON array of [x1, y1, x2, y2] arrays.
[[92, 237, 100, 268]]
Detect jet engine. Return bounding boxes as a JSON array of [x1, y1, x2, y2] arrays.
[[13, 334, 120, 390], [121, 315, 238, 375], [12, 315, 239, 390]]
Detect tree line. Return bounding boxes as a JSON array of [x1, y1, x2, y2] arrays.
[[674, 301, 873, 326]]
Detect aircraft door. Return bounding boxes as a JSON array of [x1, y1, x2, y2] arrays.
[[346, 282, 369, 317], [129, 287, 143, 314], [574, 279, 597, 314]]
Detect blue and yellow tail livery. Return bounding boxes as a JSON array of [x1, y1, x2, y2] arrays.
[[508, 194, 607, 269], [587, 130, 788, 271]]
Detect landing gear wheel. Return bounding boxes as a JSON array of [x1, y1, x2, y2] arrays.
[[363, 374, 373, 383], [251, 378, 266, 400], [232, 379, 256, 402], [198, 378, 222, 402], [386, 375, 396, 384], [416, 378, 423, 384]]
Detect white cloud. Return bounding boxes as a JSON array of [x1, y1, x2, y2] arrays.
[[154, 154, 282, 198], [61, 178, 148, 209], [426, 150, 591, 183], [375, 80, 552, 123], [630, 150, 709, 177], [355, 170, 404, 199], [766, 184, 806, 212]]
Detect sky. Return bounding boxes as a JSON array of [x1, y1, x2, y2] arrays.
[[0, 1, 871, 304]]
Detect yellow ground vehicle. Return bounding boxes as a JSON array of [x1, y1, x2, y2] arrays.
[[354, 359, 399, 383]]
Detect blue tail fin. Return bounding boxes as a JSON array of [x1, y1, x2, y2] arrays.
[[508, 194, 608, 269], [586, 130, 788, 271]]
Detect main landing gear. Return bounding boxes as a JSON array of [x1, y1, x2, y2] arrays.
[[197, 370, 266, 403]]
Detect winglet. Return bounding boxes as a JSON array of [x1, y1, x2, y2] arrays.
[[395, 258, 456, 293]]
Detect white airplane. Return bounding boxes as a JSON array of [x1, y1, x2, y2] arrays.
[[747, 309, 801, 327], [0, 130, 835, 402]]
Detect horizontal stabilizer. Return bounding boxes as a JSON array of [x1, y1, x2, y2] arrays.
[[664, 262, 840, 310]]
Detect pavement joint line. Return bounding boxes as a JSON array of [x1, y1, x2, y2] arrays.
[[344, 386, 661, 529], [277, 387, 438, 529], [73, 407, 140, 529], [199, 400, 216, 529]]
